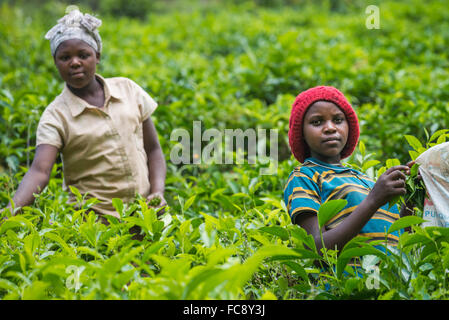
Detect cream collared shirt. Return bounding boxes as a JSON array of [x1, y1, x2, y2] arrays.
[[36, 74, 158, 218]]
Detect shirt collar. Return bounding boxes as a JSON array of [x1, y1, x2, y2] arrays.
[[304, 157, 352, 173], [63, 74, 122, 118]]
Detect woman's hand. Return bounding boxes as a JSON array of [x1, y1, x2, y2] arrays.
[[146, 191, 167, 216]]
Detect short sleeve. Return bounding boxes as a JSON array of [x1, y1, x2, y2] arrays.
[[36, 107, 64, 150], [128, 79, 158, 122], [284, 168, 321, 224]]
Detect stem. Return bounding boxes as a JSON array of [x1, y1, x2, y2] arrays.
[[432, 238, 445, 297], [319, 226, 341, 292]]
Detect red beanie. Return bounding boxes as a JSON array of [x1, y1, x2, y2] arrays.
[[288, 86, 360, 163]]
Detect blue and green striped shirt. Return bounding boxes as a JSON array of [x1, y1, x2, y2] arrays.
[[284, 157, 401, 247]]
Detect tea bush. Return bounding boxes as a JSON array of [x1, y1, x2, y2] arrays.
[[1, 0, 449, 300]]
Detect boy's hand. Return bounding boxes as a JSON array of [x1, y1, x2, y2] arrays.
[[406, 160, 422, 180], [146, 192, 167, 216], [406, 160, 415, 174], [369, 165, 409, 208]]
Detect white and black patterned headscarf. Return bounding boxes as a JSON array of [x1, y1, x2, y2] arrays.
[[45, 6, 102, 56]]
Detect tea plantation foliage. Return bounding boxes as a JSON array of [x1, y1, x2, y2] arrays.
[[1, 0, 449, 300]]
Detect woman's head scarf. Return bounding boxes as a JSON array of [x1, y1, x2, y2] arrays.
[[45, 6, 102, 56]]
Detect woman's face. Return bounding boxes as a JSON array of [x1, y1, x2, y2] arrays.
[[302, 101, 349, 164], [53, 39, 100, 89]]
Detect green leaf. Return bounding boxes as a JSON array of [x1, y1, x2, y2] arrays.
[[289, 226, 317, 252], [377, 166, 387, 178], [183, 194, 196, 211], [409, 150, 420, 161], [260, 291, 277, 300], [152, 220, 165, 235], [387, 216, 426, 234], [317, 199, 348, 229], [425, 227, 449, 240], [0, 215, 35, 234], [443, 250, 449, 270], [22, 281, 49, 300], [207, 247, 236, 266], [23, 233, 40, 262], [282, 261, 309, 282], [0, 278, 19, 293], [182, 268, 222, 299], [410, 163, 419, 177], [344, 277, 361, 295], [428, 129, 449, 143], [387, 195, 401, 210], [112, 198, 124, 217], [404, 135, 423, 151], [379, 289, 400, 300], [386, 158, 400, 169], [399, 232, 430, 248], [19, 253, 27, 273], [228, 245, 302, 289], [43, 232, 76, 257], [259, 226, 289, 241], [340, 236, 372, 252], [69, 185, 83, 201], [359, 141, 366, 156], [436, 133, 447, 145], [292, 248, 322, 260], [76, 246, 104, 260], [142, 241, 166, 260], [210, 188, 226, 199], [362, 160, 380, 172], [336, 247, 383, 278]]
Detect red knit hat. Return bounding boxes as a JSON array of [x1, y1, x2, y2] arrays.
[[288, 86, 360, 163]]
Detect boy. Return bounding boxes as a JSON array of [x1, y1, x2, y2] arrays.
[[284, 86, 413, 252]]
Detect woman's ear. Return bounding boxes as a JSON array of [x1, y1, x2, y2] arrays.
[[96, 51, 101, 64]]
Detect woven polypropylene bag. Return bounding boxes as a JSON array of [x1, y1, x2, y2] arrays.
[[416, 142, 449, 227]]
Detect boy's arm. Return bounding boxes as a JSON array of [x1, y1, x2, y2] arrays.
[[297, 165, 409, 253], [142, 117, 167, 212], [298, 199, 382, 253], [4, 144, 59, 215]]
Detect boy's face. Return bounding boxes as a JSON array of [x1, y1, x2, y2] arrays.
[[53, 39, 100, 89], [303, 101, 349, 164]]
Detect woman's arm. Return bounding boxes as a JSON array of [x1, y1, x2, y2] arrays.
[[142, 117, 167, 211], [297, 165, 409, 253], [5, 144, 59, 215]]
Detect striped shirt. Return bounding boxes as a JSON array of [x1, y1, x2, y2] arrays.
[[284, 157, 401, 248]]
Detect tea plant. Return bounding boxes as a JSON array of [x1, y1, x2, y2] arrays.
[[1, 0, 449, 300]]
